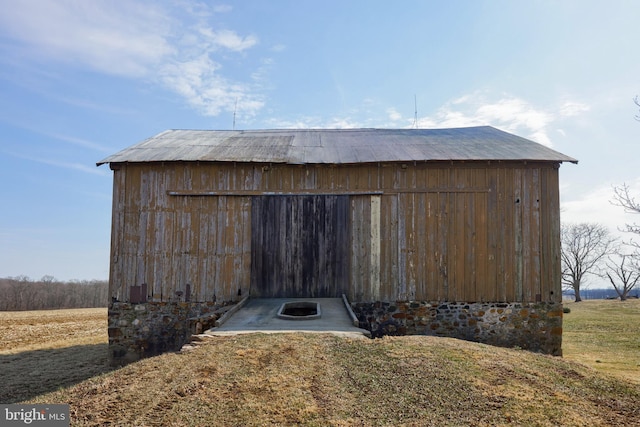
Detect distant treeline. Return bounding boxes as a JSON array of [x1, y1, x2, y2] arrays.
[[0, 276, 108, 311], [563, 288, 639, 300]]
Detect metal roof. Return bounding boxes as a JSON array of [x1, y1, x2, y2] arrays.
[[97, 126, 578, 166]]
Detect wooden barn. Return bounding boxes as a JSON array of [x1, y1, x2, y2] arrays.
[[99, 126, 576, 364]]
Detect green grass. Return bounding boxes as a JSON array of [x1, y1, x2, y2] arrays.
[[563, 299, 640, 384]]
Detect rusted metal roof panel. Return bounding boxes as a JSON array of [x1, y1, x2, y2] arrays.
[[97, 126, 577, 166]]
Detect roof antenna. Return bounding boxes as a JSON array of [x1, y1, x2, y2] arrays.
[[233, 97, 238, 130], [413, 94, 418, 128]]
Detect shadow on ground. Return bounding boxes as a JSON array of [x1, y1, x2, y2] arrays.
[[0, 344, 113, 403]]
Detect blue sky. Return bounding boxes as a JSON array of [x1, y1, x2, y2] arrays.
[[1, 0, 639, 282]]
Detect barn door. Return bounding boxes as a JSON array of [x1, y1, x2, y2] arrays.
[[250, 195, 350, 297]]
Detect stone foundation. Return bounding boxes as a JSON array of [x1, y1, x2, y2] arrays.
[[108, 300, 235, 366], [351, 301, 563, 356], [109, 299, 563, 365]]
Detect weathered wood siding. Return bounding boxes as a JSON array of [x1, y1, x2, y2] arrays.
[[250, 195, 349, 297], [108, 161, 561, 304]]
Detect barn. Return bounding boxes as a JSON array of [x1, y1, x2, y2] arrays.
[[98, 126, 576, 365]]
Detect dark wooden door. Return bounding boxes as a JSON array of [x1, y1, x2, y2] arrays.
[[250, 195, 349, 297]]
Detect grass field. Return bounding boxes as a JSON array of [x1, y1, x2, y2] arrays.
[[0, 301, 639, 426], [562, 299, 640, 384], [0, 308, 109, 404]]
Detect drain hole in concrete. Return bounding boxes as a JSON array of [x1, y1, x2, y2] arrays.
[[284, 306, 316, 316], [277, 301, 321, 320]]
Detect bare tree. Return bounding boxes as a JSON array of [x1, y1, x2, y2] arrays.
[[603, 253, 640, 300], [611, 183, 640, 240], [0, 276, 108, 311], [610, 98, 640, 246], [561, 223, 617, 302]]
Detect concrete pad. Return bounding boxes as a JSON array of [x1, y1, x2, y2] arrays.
[[207, 298, 371, 338]]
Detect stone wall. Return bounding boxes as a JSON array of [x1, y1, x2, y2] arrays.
[[351, 301, 563, 356], [108, 301, 234, 366], [108, 299, 563, 365]]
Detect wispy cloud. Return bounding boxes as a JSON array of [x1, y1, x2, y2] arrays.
[[42, 159, 110, 176], [0, 0, 267, 118], [198, 28, 258, 51], [266, 92, 591, 147], [3, 150, 109, 176], [55, 96, 139, 116], [159, 54, 265, 117], [0, 115, 112, 153], [386, 108, 402, 122], [47, 133, 112, 153], [265, 114, 373, 129], [0, 1, 174, 77], [558, 101, 590, 117], [415, 92, 590, 147]]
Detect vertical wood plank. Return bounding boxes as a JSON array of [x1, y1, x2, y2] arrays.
[[438, 191, 449, 301], [350, 197, 366, 300], [424, 193, 439, 300], [239, 196, 252, 299], [514, 169, 523, 301], [502, 168, 515, 301], [110, 167, 126, 301], [529, 168, 541, 302], [475, 189, 489, 302], [414, 193, 427, 300], [369, 195, 381, 301], [464, 192, 476, 301], [349, 197, 360, 300], [486, 169, 498, 301], [548, 167, 562, 303], [397, 194, 407, 300]]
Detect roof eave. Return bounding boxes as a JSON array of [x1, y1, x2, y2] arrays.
[[96, 157, 578, 168]]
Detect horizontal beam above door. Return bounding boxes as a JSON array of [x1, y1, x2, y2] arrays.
[[167, 188, 490, 196]]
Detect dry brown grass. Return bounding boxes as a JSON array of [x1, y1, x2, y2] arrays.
[[0, 308, 110, 403], [2, 305, 640, 426], [22, 334, 640, 426], [0, 308, 107, 353]]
